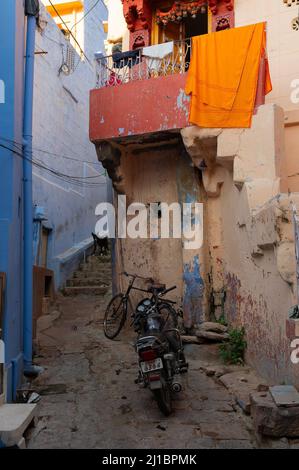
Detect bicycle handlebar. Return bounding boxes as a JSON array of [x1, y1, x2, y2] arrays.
[[162, 285, 177, 295]]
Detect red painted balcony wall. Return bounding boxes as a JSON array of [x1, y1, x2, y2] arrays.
[[89, 73, 190, 143]]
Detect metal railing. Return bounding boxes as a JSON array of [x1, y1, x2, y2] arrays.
[[96, 39, 192, 88]]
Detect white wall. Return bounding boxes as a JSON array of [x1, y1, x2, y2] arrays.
[[105, 0, 129, 53], [33, 0, 108, 286]]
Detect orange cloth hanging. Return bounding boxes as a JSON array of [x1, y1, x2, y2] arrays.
[[185, 22, 272, 128]]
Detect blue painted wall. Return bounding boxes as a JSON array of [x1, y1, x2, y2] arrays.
[[0, 0, 25, 401]]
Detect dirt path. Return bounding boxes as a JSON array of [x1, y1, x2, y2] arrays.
[[27, 293, 258, 449]]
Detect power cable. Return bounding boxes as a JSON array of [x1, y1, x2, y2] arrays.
[[3, 138, 105, 179], [0, 136, 105, 166], [0, 142, 107, 187], [70, 0, 103, 31]]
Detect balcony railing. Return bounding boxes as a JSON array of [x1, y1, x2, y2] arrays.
[[96, 39, 192, 88]]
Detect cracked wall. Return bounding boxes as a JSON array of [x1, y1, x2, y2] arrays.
[[182, 104, 299, 386]]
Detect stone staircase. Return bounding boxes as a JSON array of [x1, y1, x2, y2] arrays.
[[62, 254, 112, 296]]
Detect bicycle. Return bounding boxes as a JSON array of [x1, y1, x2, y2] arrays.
[[103, 272, 153, 340]]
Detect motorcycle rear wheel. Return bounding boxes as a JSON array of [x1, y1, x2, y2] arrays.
[[153, 385, 172, 416]]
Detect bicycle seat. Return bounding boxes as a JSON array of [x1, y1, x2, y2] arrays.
[[148, 283, 166, 294]]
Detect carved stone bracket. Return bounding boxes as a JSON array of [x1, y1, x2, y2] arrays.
[[209, 0, 234, 14], [121, 0, 152, 32], [95, 141, 125, 193]]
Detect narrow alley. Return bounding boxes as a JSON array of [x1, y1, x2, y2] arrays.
[[2, 0, 299, 454], [27, 256, 257, 449]]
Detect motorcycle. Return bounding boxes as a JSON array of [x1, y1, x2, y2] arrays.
[[133, 284, 188, 416]]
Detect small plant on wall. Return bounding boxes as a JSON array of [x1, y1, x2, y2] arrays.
[[219, 326, 247, 365]]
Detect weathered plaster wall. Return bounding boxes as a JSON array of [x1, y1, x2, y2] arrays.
[[217, 173, 298, 385], [182, 104, 299, 386], [33, 1, 108, 287], [90, 73, 190, 141], [102, 140, 207, 326]]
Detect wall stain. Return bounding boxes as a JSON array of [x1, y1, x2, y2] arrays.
[[183, 255, 204, 328]]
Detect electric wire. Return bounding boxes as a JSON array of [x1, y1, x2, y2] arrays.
[[0, 142, 107, 188], [70, 0, 104, 31], [1, 138, 105, 179], [48, 0, 91, 64], [0, 136, 105, 165]]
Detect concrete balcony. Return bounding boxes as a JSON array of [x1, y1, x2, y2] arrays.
[[89, 42, 191, 144]]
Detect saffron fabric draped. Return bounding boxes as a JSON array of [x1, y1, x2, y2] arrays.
[[185, 22, 272, 128]]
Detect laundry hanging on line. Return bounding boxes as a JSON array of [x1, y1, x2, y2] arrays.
[[185, 22, 272, 128], [112, 49, 141, 69], [142, 41, 174, 73]]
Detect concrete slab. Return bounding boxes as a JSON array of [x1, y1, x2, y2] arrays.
[[270, 386, 299, 408], [0, 404, 37, 447]]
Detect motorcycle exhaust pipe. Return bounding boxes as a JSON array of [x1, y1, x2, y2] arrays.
[[171, 375, 183, 393], [171, 382, 182, 393]]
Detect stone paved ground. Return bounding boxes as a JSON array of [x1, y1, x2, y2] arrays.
[[26, 291, 262, 449]]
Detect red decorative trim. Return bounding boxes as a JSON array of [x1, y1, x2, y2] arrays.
[[121, 1, 235, 47], [156, 1, 206, 25], [155, 0, 234, 25]]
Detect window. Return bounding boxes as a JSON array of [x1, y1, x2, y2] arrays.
[[153, 1, 209, 44]]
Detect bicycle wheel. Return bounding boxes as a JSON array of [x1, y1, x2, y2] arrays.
[[103, 293, 126, 339]]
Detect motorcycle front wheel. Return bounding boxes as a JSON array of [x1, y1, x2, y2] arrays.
[[153, 384, 172, 416]]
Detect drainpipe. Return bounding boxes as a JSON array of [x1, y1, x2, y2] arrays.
[[23, 0, 39, 375]]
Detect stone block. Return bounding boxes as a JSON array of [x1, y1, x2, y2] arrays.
[[235, 104, 285, 183], [0, 404, 37, 447], [251, 391, 299, 438], [217, 129, 243, 159], [270, 386, 299, 407]]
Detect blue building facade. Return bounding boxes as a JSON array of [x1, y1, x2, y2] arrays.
[[0, 0, 25, 401]]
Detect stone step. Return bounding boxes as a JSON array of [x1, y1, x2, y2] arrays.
[[73, 270, 111, 279], [0, 404, 37, 448], [80, 262, 111, 272], [66, 278, 110, 287], [63, 286, 108, 296], [85, 256, 111, 266]]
